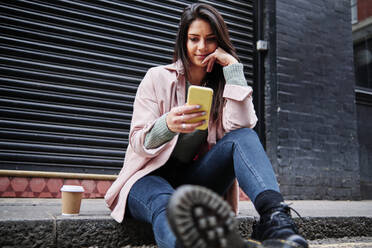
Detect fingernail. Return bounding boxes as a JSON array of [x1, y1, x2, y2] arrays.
[[196, 105, 201, 109], [202, 112, 206, 115]]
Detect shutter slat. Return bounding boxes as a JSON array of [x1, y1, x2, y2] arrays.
[[0, 120, 128, 138], [0, 142, 124, 158], [0, 99, 131, 120], [0, 56, 145, 82], [0, 152, 121, 167], [0, 79, 136, 103], [0, 46, 152, 77], [0, 67, 140, 92], [0, 130, 127, 148], [1, 108, 128, 129], [0, 87, 133, 111]]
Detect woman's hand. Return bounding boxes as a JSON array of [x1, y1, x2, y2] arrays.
[[166, 104, 206, 133], [202, 47, 238, 72]]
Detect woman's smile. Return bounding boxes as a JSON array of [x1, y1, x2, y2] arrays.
[[195, 53, 209, 60]]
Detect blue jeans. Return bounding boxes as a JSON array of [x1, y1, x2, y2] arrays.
[[127, 128, 280, 248]]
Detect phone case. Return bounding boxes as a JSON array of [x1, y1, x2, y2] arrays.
[[186, 85, 213, 130]]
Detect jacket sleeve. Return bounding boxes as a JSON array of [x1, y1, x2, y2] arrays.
[[129, 67, 175, 158], [222, 63, 258, 132], [144, 113, 177, 149]]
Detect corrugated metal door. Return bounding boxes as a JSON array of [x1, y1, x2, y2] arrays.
[[0, 0, 256, 174]]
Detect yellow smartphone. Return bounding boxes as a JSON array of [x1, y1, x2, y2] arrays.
[[186, 85, 213, 130]]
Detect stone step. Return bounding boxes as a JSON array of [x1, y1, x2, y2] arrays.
[[0, 199, 371, 247]]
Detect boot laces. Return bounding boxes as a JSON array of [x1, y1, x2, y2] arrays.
[[282, 202, 305, 222], [267, 202, 305, 233]]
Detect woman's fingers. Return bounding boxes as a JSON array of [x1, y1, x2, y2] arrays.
[[166, 105, 205, 133], [181, 104, 201, 113], [175, 108, 206, 133], [202, 51, 217, 69], [177, 111, 206, 123], [206, 56, 216, 72], [179, 120, 206, 133], [172, 104, 200, 115], [202, 47, 238, 70]]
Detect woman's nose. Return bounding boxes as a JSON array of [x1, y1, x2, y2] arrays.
[[198, 39, 206, 50]]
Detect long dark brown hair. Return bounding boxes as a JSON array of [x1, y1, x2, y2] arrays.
[[173, 3, 239, 123]]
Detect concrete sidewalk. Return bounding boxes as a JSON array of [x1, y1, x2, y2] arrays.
[[2, 198, 371, 220], [0, 198, 371, 247]]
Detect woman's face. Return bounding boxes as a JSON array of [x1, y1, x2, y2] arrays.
[[187, 18, 218, 69]]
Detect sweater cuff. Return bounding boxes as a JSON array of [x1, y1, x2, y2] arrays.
[[144, 113, 177, 149], [223, 63, 247, 86]]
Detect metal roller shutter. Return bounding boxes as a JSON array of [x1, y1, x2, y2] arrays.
[[0, 0, 256, 174]]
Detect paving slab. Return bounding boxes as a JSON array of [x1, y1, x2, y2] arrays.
[[238, 200, 372, 217], [2, 198, 371, 220]]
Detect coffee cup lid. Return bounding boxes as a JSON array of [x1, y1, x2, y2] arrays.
[[60, 185, 84, 192]]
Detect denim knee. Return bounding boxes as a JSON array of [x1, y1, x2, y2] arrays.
[[224, 128, 259, 143], [128, 175, 174, 223]]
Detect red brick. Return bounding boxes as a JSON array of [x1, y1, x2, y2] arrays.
[[46, 178, 64, 193], [0, 177, 11, 192], [29, 178, 46, 193], [64, 179, 81, 186], [81, 180, 96, 194], [96, 181, 112, 195], [1, 191, 16, 197], [19, 191, 35, 198], [39, 192, 53, 198], [10, 177, 29, 192], [358, 0, 372, 22], [15, 191, 24, 197]]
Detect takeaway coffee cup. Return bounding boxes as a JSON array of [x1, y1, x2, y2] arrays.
[[60, 185, 84, 216]]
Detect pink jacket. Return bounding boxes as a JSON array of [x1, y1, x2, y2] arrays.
[[105, 60, 258, 223]]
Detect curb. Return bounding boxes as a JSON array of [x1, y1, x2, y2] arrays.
[[238, 216, 372, 240], [1, 216, 371, 247]]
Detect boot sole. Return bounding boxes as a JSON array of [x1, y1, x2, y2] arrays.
[[167, 185, 263, 248], [262, 239, 303, 248]]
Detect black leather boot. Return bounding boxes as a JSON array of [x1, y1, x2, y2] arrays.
[[252, 203, 308, 248]]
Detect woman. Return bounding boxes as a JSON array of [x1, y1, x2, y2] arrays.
[[105, 3, 308, 248]]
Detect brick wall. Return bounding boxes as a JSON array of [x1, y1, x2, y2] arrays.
[[358, 0, 372, 22], [264, 0, 360, 200], [0, 177, 113, 198]]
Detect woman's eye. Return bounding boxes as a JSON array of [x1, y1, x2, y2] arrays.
[[189, 37, 215, 42]]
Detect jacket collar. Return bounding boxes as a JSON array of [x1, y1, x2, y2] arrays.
[[164, 59, 185, 77]]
